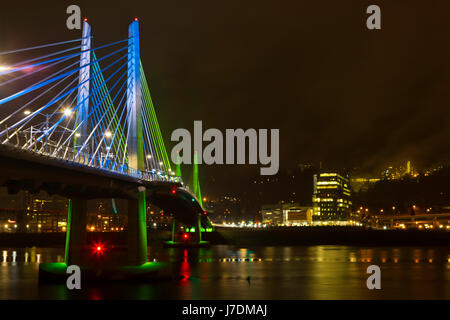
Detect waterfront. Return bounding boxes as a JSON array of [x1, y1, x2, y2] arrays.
[[1, 245, 449, 299]]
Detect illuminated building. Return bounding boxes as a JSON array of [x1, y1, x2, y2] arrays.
[[24, 192, 67, 232], [261, 204, 283, 225], [0, 190, 68, 233], [350, 177, 380, 192], [284, 206, 313, 226], [313, 173, 352, 221], [381, 161, 419, 180], [261, 202, 313, 226]]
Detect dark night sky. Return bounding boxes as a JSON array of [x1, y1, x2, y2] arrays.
[[1, 1, 450, 196]]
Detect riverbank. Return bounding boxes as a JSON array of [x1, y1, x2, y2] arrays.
[[0, 227, 449, 247]]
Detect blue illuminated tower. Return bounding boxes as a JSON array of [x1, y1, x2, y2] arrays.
[[126, 19, 148, 265], [127, 19, 144, 172], [75, 20, 91, 148], [65, 20, 91, 265]]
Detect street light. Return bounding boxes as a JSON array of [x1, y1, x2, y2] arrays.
[[63, 108, 72, 117], [104, 131, 112, 138], [23, 107, 73, 153]]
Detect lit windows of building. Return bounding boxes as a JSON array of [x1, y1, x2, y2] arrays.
[[261, 202, 313, 226], [313, 173, 352, 221], [261, 204, 283, 225]]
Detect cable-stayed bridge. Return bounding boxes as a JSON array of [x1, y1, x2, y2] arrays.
[[0, 19, 204, 271], [0, 20, 176, 182]]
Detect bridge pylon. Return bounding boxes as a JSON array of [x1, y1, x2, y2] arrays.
[[65, 20, 91, 265], [64, 198, 87, 265], [126, 19, 148, 265], [63, 19, 149, 268], [192, 151, 204, 243], [192, 151, 202, 208], [75, 20, 91, 149]]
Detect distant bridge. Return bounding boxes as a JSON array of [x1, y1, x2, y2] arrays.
[[372, 212, 450, 228]]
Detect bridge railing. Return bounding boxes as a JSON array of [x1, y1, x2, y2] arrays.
[[4, 136, 182, 184]]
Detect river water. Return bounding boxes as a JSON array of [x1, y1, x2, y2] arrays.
[[0, 245, 449, 299]]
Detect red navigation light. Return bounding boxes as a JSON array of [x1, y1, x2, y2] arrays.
[[84, 17, 88, 22], [171, 188, 176, 195], [91, 241, 105, 256], [183, 233, 189, 240], [203, 211, 207, 215]]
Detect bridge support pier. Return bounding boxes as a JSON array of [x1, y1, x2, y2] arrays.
[[64, 198, 87, 265], [128, 187, 148, 265], [196, 214, 202, 243], [171, 218, 176, 242]]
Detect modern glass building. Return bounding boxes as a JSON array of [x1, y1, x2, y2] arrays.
[[312, 173, 352, 221]]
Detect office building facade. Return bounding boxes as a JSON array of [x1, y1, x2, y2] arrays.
[[313, 173, 352, 221]]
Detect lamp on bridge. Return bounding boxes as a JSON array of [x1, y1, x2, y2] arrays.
[[22, 108, 73, 148], [63, 108, 72, 117]]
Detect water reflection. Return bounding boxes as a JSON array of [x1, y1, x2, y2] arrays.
[[0, 245, 448, 299]]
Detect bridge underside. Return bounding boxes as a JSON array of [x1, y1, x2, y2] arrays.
[[147, 186, 203, 225], [0, 144, 179, 199], [0, 143, 202, 219]]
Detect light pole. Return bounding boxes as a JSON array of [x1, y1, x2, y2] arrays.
[[44, 113, 50, 153], [23, 108, 72, 154]]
